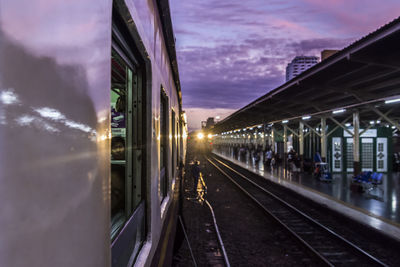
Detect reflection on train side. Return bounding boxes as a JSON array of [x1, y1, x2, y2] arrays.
[[0, 89, 97, 138], [0, 89, 19, 104]]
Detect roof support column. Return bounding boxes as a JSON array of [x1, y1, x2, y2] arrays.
[[311, 130, 315, 159], [262, 125, 266, 151], [284, 125, 288, 169], [271, 128, 275, 152], [299, 121, 304, 171], [321, 118, 327, 162], [299, 122, 304, 156], [353, 111, 360, 175]]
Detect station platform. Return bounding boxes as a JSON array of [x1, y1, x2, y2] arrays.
[[213, 149, 400, 242]]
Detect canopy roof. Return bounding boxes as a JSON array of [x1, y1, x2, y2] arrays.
[[214, 17, 400, 132]]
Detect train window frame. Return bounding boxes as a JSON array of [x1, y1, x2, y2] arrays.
[[171, 109, 176, 178], [160, 87, 169, 200], [111, 15, 147, 212], [110, 5, 148, 265], [176, 119, 180, 168], [111, 48, 131, 239]]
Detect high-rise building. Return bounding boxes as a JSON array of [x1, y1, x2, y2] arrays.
[[286, 56, 319, 82]]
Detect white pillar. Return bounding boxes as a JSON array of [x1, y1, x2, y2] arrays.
[[284, 125, 288, 168], [299, 122, 304, 157], [321, 117, 327, 161], [271, 128, 275, 152], [283, 126, 287, 153], [353, 111, 360, 174]]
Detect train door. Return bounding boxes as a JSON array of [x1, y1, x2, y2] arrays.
[[361, 138, 373, 171], [376, 137, 388, 172], [332, 137, 342, 172]]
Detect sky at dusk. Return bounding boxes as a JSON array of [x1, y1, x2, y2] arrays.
[[169, 0, 400, 131]]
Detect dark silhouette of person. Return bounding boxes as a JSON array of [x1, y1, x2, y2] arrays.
[[111, 136, 125, 160], [111, 164, 125, 218], [191, 161, 200, 194]]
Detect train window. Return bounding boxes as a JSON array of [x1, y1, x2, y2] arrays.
[[160, 89, 168, 200], [111, 49, 129, 239], [110, 8, 146, 266], [111, 46, 144, 235], [177, 121, 180, 167], [171, 110, 176, 177]]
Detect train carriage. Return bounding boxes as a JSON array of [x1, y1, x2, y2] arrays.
[[0, 0, 186, 266]]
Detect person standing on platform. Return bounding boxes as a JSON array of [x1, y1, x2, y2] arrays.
[[192, 160, 200, 195], [254, 149, 261, 168], [271, 152, 277, 168], [265, 148, 273, 168]]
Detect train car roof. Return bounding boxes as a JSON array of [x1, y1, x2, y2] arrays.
[[156, 0, 182, 113]]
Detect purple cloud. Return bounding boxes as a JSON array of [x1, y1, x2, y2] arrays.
[[169, 0, 400, 129], [179, 37, 353, 110]]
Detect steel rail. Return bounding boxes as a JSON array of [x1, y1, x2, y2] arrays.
[[199, 171, 231, 267], [207, 156, 388, 267], [206, 157, 333, 267], [178, 215, 198, 267], [204, 199, 231, 267]]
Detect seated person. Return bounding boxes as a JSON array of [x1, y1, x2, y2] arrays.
[[111, 136, 125, 160], [111, 95, 126, 128], [314, 152, 322, 163]]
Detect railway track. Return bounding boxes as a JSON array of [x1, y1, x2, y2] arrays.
[[207, 156, 388, 267]]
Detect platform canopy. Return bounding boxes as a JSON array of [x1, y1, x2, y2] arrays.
[[214, 17, 400, 133]]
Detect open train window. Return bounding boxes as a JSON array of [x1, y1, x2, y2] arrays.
[[111, 49, 129, 238], [160, 88, 168, 200], [110, 13, 146, 265]]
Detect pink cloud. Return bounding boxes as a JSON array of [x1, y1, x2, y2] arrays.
[[302, 0, 400, 34], [268, 18, 321, 39]]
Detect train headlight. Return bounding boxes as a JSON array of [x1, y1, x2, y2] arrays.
[[197, 132, 204, 139]]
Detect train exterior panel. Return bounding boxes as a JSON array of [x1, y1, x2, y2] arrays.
[[0, 0, 185, 266]]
